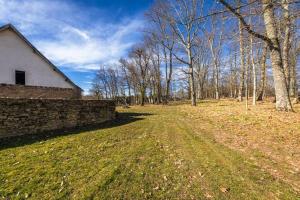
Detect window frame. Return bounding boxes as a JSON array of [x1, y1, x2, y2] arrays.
[[15, 70, 26, 85]]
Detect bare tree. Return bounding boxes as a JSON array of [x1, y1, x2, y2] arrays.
[[237, 0, 246, 102], [219, 0, 293, 111], [90, 0, 298, 109], [250, 26, 256, 105], [257, 43, 268, 101], [130, 45, 151, 106], [119, 58, 132, 99], [205, 14, 224, 100], [289, 36, 299, 102], [194, 41, 210, 100], [229, 52, 239, 98], [162, 0, 204, 106], [148, 37, 163, 104], [281, 0, 292, 91], [90, 81, 103, 100], [146, 0, 175, 103]]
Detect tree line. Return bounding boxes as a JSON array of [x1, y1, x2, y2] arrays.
[[90, 0, 299, 111]]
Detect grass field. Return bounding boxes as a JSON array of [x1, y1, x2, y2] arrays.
[[0, 100, 300, 199]]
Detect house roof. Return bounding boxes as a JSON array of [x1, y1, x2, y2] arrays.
[[0, 24, 82, 91]]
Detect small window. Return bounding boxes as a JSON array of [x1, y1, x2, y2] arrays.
[[15, 70, 25, 85]]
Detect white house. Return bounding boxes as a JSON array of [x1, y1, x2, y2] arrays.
[[0, 24, 82, 99]]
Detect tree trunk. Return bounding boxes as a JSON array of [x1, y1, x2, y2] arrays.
[[245, 45, 250, 110], [187, 46, 196, 106], [189, 65, 197, 106], [237, 14, 245, 102], [196, 73, 201, 99], [290, 63, 296, 96], [289, 53, 298, 103], [214, 64, 220, 100], [250, 35, 257, 105], [157, 82, 162, 104], [156, 53, 162, 104], [166, 50, 173, 102], [257, 44, 268, 101], [282, 0, 291, 91], [262, 0, 292, 111], [140, 86, 146, 106], [209, 40, 220, 100], [230, 71, 233, 98], [164, 47, 169, 103]]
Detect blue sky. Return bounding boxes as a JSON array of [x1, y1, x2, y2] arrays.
[[0, 0, 153, 93]]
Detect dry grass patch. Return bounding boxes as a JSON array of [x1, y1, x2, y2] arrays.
[[179, 99, 300, 192]]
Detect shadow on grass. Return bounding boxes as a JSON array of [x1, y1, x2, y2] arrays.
[[0, 112, 153, 150]]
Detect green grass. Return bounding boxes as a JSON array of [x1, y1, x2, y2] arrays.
[[0, 103, 299, 199]]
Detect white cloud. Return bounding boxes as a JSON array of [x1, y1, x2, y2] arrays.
[[35, 18, 141, 67], [0, 0, 144, 71], [62, 26, 91, 41]]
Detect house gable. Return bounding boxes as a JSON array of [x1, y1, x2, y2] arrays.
[[0, 24, 82, 90]]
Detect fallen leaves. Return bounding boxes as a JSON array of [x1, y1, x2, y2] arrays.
[[198, 171, 204, 178], [204, 192, 213, 199], [163, 175, 168, 181], [220, 187, 230, 193], [153, 186, 159, 190]]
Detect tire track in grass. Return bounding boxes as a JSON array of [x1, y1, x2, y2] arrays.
[[85, 117, 158, 199], [147, 105, 299, 199], [88, 110, 187, 199], [174, 108, 299, 200], [69, 123, 151, 199], [161, 117, 214, 199]]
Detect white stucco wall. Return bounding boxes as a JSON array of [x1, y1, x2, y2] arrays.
[[0, 29, 74, 89]]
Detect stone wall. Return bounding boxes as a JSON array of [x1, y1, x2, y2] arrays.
[[0, 84, 81, 99], [0, 98, 116, 138]]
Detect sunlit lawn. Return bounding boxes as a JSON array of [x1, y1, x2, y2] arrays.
[[0, 100, 299, 199]]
